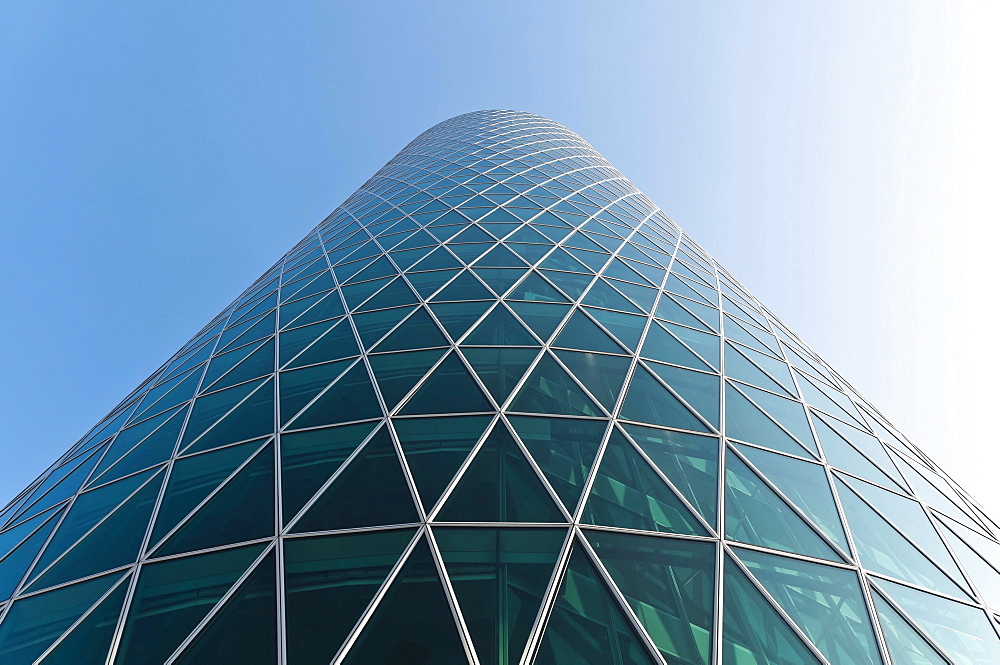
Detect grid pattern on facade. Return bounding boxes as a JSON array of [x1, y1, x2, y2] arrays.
[[0, 110, 996, 664]]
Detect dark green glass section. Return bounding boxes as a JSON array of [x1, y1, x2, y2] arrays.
[[0, 511, 61, 600], [285, 317, 359, 369], [624, 424, 719, 530], [737, 385, 817, 455], [436, 527, 565, 665], [641, 322, 713, 371], [91, 408, 186, 486], [542, 270, 594, 300], [722, 558, 822, 665], [400, 352, 493, 415], [432, 269, 494, 301], [11, 447, 103, 525], [430, 300, 492, 339], [664, 322, 720, 370], [395, 415, 492, 511], [811, 417, 902, 490], [506, 272, 569, 303], [534, 546, 657, 665], [507, 301, 571, 342], [280, 422, 377, 523], [726, 453, 842, 562], [553, 350, 631, 411], [360, 276, 419, 311], [509, 353, 601, 417], [438, 423, 564, 523], [293, 427, 418, 532], [155, 444, 275, 556], [340, 537, 469, 665], [583, 431, 708, 535], [726, 384, 813, 458], [279, 359, 352, 424], [38, 576, 130, 665], [369, 348, 447, 409], [586, 530, 714, 665], [464, 305, 537, 345], [184, 378, 274, 455], [620, 366, 710, 433], [174, 550, 278, 665], [373, 307, 449, 352], [473, 267, 528, 296], [287, 361, 382, 429], [645, 362, 720, 427], [280, 319, 338, 367], [90, 406, 182, 481], [737, 548, 884, 665], [352, 306, 413, 349], [725, 343, 792, 397], [552, 309, 625, 354], [463, 347, 540, 403], [114, 544, 265, 665], [150, 439, 259, 546], [0, 572, 120, 665], [511, 416, 605, 514], [206, 337, 275, 391], [284, 529, 415, 665], [871, 590, 948, 665]]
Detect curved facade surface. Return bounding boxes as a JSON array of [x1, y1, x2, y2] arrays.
[[0, 110, 997, 665]]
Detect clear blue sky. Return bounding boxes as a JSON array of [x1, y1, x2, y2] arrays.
[[3, 2, 998, 513]]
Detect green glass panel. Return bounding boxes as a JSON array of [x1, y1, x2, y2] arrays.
[[281, 290, 345, 330], [358, 276, 419, 311], [736, 548, 884, 665], [449, 242, 492, 264], [369, 349, 446, 409], [400, 352, 492, 415], [463, 347, 540, 403], [464, 305, 537, 345], [871, 591, 948, 665], [205, 337, 274, 391], [645, 362, 720, 427], [586, 308, 646, 351], [279, 318, 339, 366], [30, 472, 163, 591], [795, 372, 864, 427], [344, 255, 394, 284], [534, 546, 658, 665], [725, 384, 813, 458], [173, 550, 278, 665], [509, 353, 602, 417], [0, 572, 119, 665], [340, 538, 469, 665], [583, 279, 643, 313], [352, 306, 414, 349], [0, 505, 61, 567], [180, 378, 263, 447], [38, 576, 130, 665], [475, 244, 527, 268], [284, 528, 415, 665], [293, 427, 418, 532], [737, 444, 849, 553], [665, 322, 720, 370], [343, 277, 394, 311], [624, 424, 718, 527], [611, 280, 658, 313], [0, 511, 61, 600], [737, 384, 816, 454], [156, 444, 274, 556], [641, 322, 713, 371], [150, 440, 259, 545], [182, 378, 274, 455], [437, 423, 564, 523], [91, 407, 186, 486], [473, 267, 527, 296], [279, 359, 352, 425], [91, 406, 181, 480], [554, 350, 630, 411], [726, 454, 842, 562], [509, 243, 554, 265], [114, 544, 265, 665], [285, 318, 358, 369], [436, 527, 565, 665], [431, 270, 494, 301], [506, 272, 569, 302], [541, 270, 593, 300], [656, 295, 713, 332], [430, 300, 492, 339], [130, 366, 202, 423], [552, 309, 625, 354], [583, 431, 708, 535], [507, 301, 571, 342], [879, 578, 1000, 665], [287, 362, 383, 429], [405, 269, 460, 299], [939, 522, 1000, 609], [620, 366, 710, 433], [280, 422, 377, 522], [12, 449, 102, 524], [812, 416, 906, 489], [722, 557, 822, 665], [726, 343, 793, 396], [395, 415, 491, 511], [449, 224, 494, 243], [541, 248, 591, 273], [511, 416, 605, 514], [372, 307, 449, 352], [833, 479, 967, 597], [587, 530, 714, 665]]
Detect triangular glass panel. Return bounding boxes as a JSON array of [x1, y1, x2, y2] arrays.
[[508, 242, 552, 265], [664, 322, 720, 369], [372, 307, 449, 352], [620, 366, 710, 433], [91, 407, 182, 481], [285, 318, 358, 369], [0, 509, 62, 600], [113, 544, 265, 665], [736, 384, 816, 454], [430, 269, 494, 301], [552, 309, 626, 354], [395, 415, 491, 511], [352, 306, 414, 349], [400, 352, 492, 415], [436, 527, 566, 665], [507, 301, 571, 342], [726, 453, 843, 561], [508, 352, 602, 417], [183, 378, 274, 455], [641, 322, 713, 371], [541, 270, 593, 300], [155, 443, 274, 556], [582, 430, 708, 535], [437, 422, 564, 522], [448, 224, 494, 244], [369, 349, 447, 409], [870, 588, 949, 665], [463, 347, 540, 403], [736, 547, 884, 665], [284, 528, 416, 665], [511, 416, 605, 514], [90, 408, 187, 486], [736, 444, 849, 554], [430, 300, 492, 339], [464, 304, 537, 345], [585, 308, 646, 351], [342, 276, 393, 311], [725, 343, 794, 397], [725, 384, 814, 458], [655, 295, 713, 332], [292, 427, 419, 532], [286, 361, 382, 429], [449, 242, 492, 264], [173, 550, 278, 664], [279, 318, 339, 366], [506, 272, 569, 302], [722, 557, 823, 665], [533, 545, 658, 665], [473, 267, 526, 296], [37, 574, 131, 665], [339, 537, 470, 665], [204, 337, 275, 392], [937, 519, 1000, 609], [815, 414, 907, 487], [405, 268, 460, 299], [553, 350, 630, 411], [474, 243, 527, 267], [645, 362, 720, 428], [409, 246, 462, 272], [582, 279, 644, 314], [587, 529, 715, 665], [181, 378, 270, 449]]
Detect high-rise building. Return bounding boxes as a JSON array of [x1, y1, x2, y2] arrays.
[[0, 109, 996, 665]]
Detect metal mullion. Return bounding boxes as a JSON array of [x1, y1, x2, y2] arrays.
[[497, 412, 575, 524], [424, 414, 502, 522], [725, 379, 817, 456], [866, 578, 960, 664], [578, 523, 716, 544], [516, 524, 575, 665], [424, 526, 482, 665]]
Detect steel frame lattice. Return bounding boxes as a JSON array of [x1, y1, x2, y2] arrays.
[[0, 110, 996, 665]]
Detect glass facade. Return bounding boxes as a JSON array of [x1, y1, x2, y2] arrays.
[[0, 109, 996, 664]]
